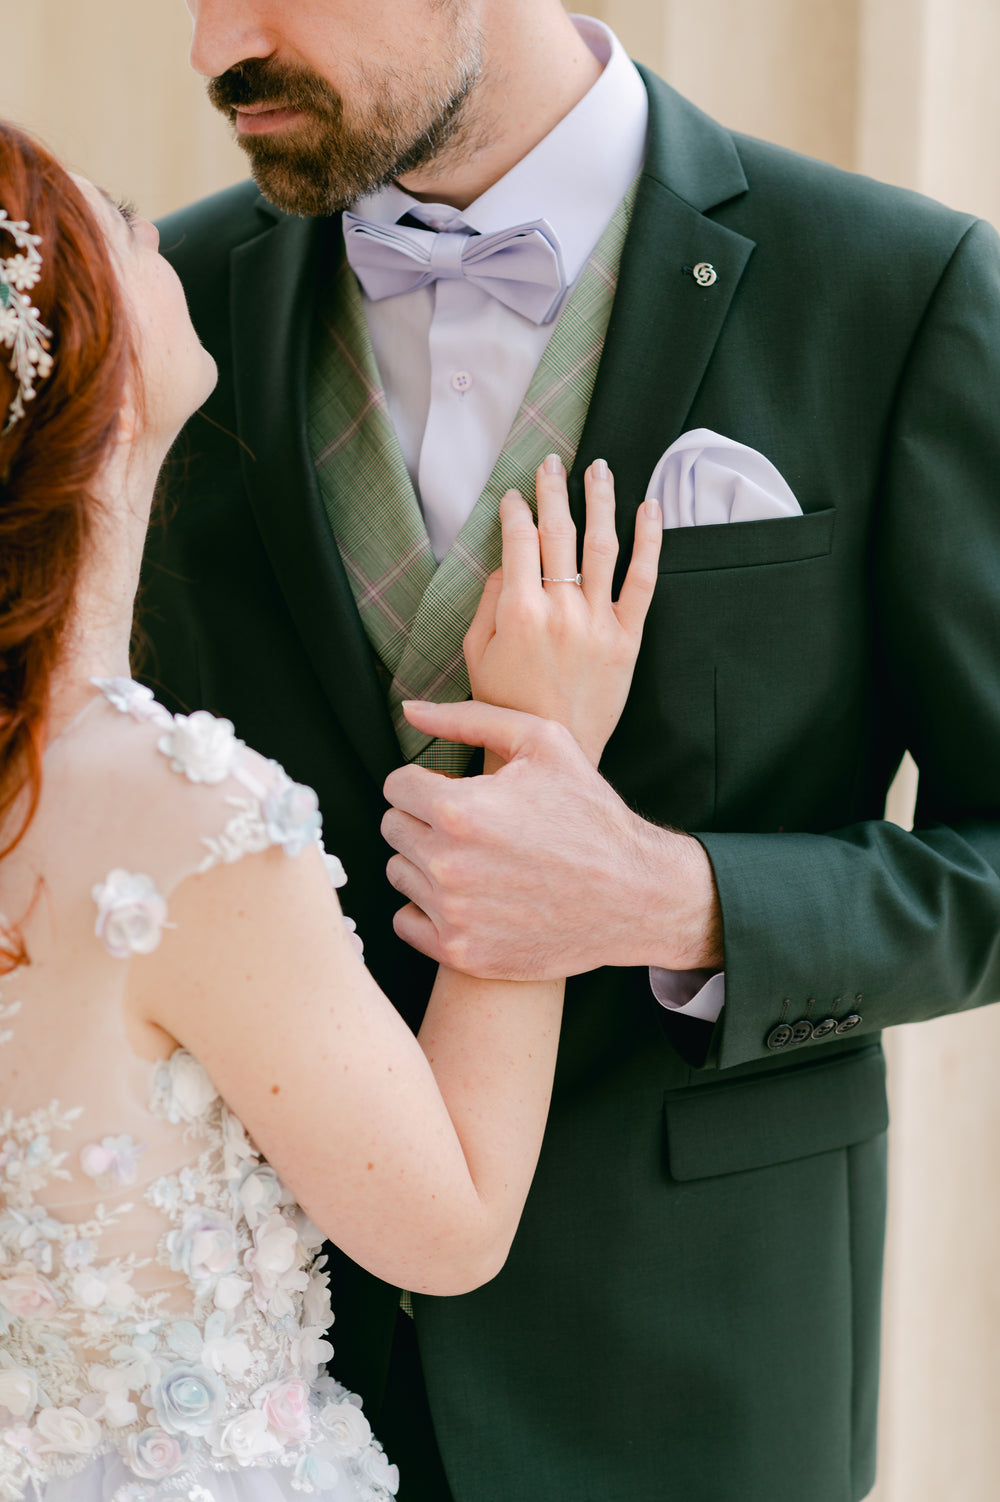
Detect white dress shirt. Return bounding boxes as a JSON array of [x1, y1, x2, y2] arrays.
[[350, 15, 647, 559], [348, 16, 724, 1025]]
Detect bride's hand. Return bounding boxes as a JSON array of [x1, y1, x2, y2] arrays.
[[463, 456, 662, 767]]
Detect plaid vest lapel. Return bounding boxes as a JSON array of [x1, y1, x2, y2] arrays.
[[308, 261, 437, 697], [310, 184, 636, 771]]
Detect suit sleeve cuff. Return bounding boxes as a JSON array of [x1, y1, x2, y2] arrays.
[[649, 967, 726, 1023]]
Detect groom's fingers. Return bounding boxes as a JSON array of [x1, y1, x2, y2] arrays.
[[384, 847, 434, 910], [391, 900, 446, 963], [394, 697, 551, 771]]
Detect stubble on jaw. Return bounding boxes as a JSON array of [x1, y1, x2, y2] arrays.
[[206, 11, 492, 217]]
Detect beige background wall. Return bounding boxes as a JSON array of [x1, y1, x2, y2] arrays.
[[4, 4, 1000, 1499]]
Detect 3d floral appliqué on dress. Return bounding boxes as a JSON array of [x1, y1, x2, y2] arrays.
[[0, 681, 393, 1501]]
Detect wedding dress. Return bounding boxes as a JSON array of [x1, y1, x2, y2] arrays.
[[0, 680, 398, 1502]]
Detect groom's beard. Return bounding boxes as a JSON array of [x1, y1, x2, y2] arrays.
[[207, 45, 484, 218]]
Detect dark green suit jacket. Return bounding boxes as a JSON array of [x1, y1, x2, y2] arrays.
[[144, 68, 1000, 1502]]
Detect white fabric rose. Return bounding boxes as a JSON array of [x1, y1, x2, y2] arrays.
[[293, 1208, 325, 1255], [155, 1051, 218, 1124], [71, 1266, 134, 1312], [201, 1332, 253, 1380], [260, 776, 322, 857], [166, 1207, 239, 1286], [320, 1398, 372, 1456], [0, 1264, 60, 1319], [290, 1327, 334, 1380], [92, 869, 169, 959], [302, 1270, 334, 1330], [257, 1376, 312, 1442], [79, 1134, 145, 1190], [342, 915, 365, 960], [34, 1406, 102, 1455], [159, 710, 241, 784], [212, 1273, 252, 1311], [126, 1426, 189, 1480], [1, 1422, 41, 1467], [360, 1445, 400, 1493], [246, 1211, 308, 1318], [0, 1366, 38, 1420], [238, 1165, 284, 1230], [294, 1452, 343, 1491], [86, 1363, 139, 1429], [90, 677, 172, 727], [220, 1108, 255, 1180], [149, 1362, 227, 1437], [212, 1408, 283, 1466]]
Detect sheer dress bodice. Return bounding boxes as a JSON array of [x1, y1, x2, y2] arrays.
[[0, 681, 397, 1502]]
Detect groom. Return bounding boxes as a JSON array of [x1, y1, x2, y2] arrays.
[[143, 3, 1000, 1499]]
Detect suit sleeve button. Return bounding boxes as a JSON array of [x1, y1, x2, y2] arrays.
[[811, 1017, 838, 1040], [766, 1024, 794, 1050], [836, 1014, 863, 1033], [790, 1020, 813, 1044]]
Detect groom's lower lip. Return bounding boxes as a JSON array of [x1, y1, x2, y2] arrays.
[[235, 105, 305, 135]]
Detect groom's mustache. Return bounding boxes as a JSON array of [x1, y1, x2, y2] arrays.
[[207, 57, 344, 120]]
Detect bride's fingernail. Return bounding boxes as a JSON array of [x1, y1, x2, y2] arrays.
[[592, 458, 610, 480], [645, 498, 662, 520], [544, 453, 564, 475]]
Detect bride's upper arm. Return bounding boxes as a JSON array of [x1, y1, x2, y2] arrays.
[[127, 836, 487, 1293]]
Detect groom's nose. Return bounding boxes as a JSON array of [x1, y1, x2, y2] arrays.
[[186, 0, 275, 78]]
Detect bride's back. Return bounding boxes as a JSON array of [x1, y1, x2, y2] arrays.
[[0, 682, 390, 1495], [0, 684, 264, 1319]]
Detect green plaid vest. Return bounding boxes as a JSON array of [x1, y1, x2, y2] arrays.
[[308, 187, 635, 771]]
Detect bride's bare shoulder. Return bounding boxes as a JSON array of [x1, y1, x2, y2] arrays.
[[44, 681, 303, 886]]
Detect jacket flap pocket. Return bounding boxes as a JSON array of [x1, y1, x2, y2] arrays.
[[664, 1044, 887, 1181], [656, 506, 835, 575]]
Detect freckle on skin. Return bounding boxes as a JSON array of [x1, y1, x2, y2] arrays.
[[367, 1163, 374, 1171], [271, 1085, 280, 1095]]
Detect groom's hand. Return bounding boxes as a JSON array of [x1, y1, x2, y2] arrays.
[[382, 700, 722, 981]]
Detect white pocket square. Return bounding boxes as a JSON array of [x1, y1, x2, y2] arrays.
[[645, 429, 803, 528]]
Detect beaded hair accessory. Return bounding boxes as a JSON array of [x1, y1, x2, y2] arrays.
[[0, 208, 54, 435]]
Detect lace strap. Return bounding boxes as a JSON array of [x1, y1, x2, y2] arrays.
[[88, 680, 354, 961]]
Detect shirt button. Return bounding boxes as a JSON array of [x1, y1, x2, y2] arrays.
[[451, 370, 473, 393]]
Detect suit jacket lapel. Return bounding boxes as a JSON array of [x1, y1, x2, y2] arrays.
[[229, 207, 401, 785], [573, 68, 757, 562]]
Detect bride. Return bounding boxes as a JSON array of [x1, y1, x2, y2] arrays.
[[0, 120, 661, 1502]]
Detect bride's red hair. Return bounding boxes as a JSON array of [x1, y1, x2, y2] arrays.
[[0, 123, 132, 966]]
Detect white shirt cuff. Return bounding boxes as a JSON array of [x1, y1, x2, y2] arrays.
[[649, 968, 726, 1024]]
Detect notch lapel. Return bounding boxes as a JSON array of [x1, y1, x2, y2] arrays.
[[572, 69, 757, 560], [229, 207, 401, 785]]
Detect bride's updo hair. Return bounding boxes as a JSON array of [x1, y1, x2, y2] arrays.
[[0, 122, 132, 885]]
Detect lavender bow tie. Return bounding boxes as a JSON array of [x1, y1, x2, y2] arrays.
[[342, 212, 568, 326]]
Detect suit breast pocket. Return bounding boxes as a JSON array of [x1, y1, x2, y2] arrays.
[[601, 505, 848, 835], [656, 507, 836, 575]]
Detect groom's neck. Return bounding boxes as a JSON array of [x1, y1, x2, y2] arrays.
[[397, 3, 602, 211]]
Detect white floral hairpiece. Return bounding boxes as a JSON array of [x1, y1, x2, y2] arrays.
[[0, 208, 54, 436]]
